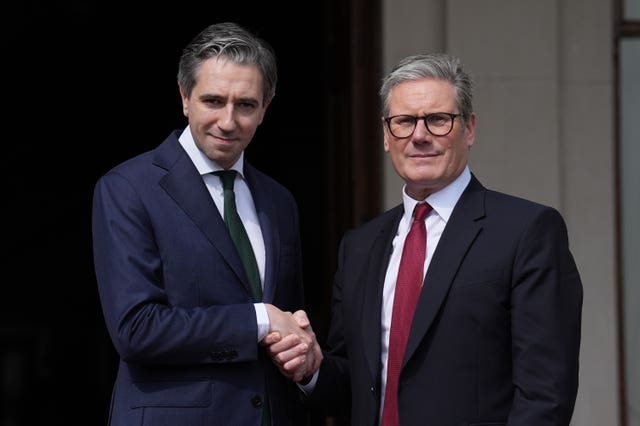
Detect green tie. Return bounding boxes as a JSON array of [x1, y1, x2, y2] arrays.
[[215, 170, 270, 425], [214, 170, 263, 302]]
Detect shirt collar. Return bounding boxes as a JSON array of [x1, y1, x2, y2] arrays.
[[401, 166, 471, 223]]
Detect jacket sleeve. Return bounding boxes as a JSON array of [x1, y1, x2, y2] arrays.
[[92, 171, 259, 365], [508, 206, 583, 425]]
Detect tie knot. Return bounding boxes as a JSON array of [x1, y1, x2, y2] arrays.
[[213, 170, 238, 191], [413, 202, 432, 221]]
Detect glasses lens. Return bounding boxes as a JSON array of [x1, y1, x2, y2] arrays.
[[388, 114, 457, 137], [425, 113, 454, 136], [388, 115, 416, 138]]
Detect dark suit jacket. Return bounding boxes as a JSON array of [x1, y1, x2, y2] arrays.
[[92, 130, 307, 425], [310, 175, 583, 426]]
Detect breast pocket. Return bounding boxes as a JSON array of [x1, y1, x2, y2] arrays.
[[453, 268, 505, 289]]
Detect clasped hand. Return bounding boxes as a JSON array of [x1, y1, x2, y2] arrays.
[[263, 305, 322, 383]]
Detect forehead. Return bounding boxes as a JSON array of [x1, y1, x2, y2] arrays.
[[193, 57, 263, 98], [388, 78, 456, 113]]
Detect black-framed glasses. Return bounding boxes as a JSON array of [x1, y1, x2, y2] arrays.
[[384, 113, 462, 138]]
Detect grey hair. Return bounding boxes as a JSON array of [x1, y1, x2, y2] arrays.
[[177, 22, 277, 105], [379, 53, 474, 121]]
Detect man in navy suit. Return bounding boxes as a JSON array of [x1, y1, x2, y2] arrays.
[[92, 22, 321, 425], [269, 53, 583, 425]]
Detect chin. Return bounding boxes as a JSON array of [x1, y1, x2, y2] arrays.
[[409, 169, 441, 182]]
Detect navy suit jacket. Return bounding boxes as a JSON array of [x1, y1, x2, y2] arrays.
[[310, 175, 582, 426], [92, 130, 307, 425]]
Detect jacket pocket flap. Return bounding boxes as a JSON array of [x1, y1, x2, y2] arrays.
[[130, 380, 211, 408]]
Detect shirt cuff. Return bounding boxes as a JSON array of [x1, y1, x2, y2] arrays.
[[297, 369, 320, 394], [254, 303, 269, 342]]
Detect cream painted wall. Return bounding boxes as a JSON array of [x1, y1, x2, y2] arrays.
[[381, 1, 620, 425]]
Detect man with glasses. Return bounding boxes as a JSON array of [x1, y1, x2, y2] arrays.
[[268, 53, 583, 426]]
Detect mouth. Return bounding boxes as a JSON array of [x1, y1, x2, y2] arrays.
[[409, 152, 439, 158], [210, 133, 236, 144]]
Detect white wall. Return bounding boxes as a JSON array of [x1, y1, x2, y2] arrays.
[[381, 1, 620, 424]]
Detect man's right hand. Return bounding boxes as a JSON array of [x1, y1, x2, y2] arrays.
[[262, 305, 322, 383]]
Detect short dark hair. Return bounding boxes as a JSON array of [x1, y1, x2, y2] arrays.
[[177, 22, 277, 106]]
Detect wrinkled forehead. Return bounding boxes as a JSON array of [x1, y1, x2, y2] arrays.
[[388, 79, 457, 114]]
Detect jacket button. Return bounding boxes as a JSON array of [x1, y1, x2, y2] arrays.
[[251, 395, 263, 407]]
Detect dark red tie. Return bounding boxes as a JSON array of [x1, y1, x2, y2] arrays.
[[381, 202, 432, 426]]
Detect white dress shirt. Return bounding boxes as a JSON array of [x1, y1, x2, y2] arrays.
[[300, 167, 472, 403], [178, 126, 270, 341], [378, 166, 470, 421]]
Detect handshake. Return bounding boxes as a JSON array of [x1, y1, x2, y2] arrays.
[[263, 304, 323, 383]]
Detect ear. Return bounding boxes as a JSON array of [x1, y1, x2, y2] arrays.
[[178, 85, 189, 117], [382, 118, 391, 152], [464, 112, 476, 150], [257, 95, 273, 125]]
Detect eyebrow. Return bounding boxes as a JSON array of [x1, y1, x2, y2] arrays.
[[235, 97, 260, 105], [199, 94, 260, 105]]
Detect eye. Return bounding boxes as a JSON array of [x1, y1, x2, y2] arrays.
[[426, 114, 448, 126], [202, 97, 224, 107], [237, 101, 258, 111], [393, 115, 415, 126]]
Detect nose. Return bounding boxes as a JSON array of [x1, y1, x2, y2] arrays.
[[411, 118, 431, 142], [217, 105, 236, 131]]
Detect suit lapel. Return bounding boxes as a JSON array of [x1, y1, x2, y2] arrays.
[[361, 206, 403, 380], [155, 135, 251, 296], [403, 178, 486, 366]]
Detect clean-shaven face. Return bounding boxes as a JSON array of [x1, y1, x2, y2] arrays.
[[180, 57, 270, 169], [383, 78, 476, 200]]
